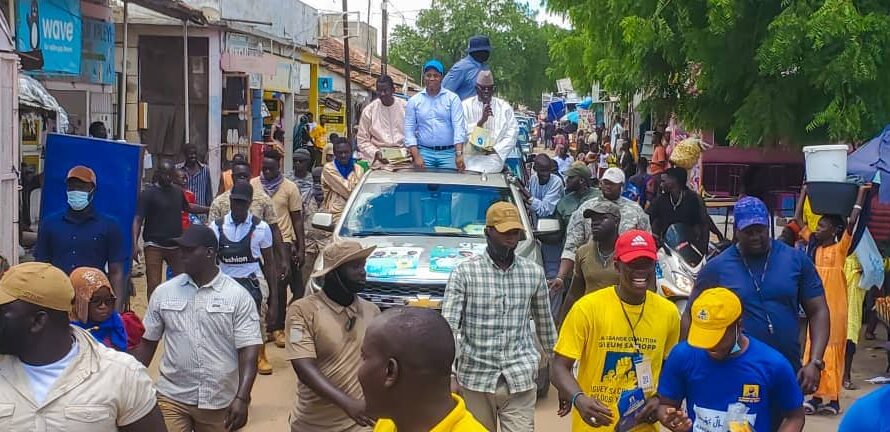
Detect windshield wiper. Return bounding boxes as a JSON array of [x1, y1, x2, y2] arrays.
[[350, 231, 417, 237]]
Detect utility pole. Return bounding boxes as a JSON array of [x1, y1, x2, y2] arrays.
[[341, 5, 353, 143], [381, 0, 388, 75]]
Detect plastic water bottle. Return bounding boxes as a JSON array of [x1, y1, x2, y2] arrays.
[[726, 403, 752, 432]]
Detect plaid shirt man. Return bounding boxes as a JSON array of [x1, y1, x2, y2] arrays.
[[443, 251, 557, 394]]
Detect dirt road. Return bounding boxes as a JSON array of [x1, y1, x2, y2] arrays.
[[130, 275, 876, 431]]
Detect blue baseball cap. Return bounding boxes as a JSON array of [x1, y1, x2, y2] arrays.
[[423, 59, 445, 75], [734, 196, 770, 231]]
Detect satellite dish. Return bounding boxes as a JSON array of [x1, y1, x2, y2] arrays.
[[200, 7, 221, 22]]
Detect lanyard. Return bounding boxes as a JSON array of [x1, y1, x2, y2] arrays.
[[618, 289, 646, 354], [738, 245, 775, 334]]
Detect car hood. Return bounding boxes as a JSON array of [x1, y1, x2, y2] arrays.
[[340, 235, 536, 284]]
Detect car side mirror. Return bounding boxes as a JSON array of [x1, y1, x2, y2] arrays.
[[534, 218, 560, 235], [312, 212, 335, 232]]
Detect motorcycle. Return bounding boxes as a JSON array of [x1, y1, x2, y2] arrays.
[[655, 224, 706, 314]]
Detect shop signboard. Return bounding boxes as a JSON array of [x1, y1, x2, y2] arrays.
[[318, 76, 333, 93], [264, 60, 297, 93], [81, 18, 114, 85], [17, 0, 82, 74], [322, 97, 342, 112]]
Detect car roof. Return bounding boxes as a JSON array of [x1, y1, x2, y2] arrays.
[[363, 168, 510, 188]]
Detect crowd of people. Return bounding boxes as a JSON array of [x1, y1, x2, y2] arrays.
[[2, 33, 890, 432]]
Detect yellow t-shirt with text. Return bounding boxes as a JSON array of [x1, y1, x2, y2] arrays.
[[555, 287, 680, 432], [373, 394, 488, 431]]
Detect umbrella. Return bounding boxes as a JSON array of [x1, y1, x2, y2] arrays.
[[577, 97, 593, 110]]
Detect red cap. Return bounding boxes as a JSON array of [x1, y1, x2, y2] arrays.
[[615, 230, 657, 263]]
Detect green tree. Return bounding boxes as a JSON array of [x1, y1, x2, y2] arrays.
[[388, 0, 565, 109], [547, 0, 890, 146]]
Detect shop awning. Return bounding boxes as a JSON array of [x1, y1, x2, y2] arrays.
[[126, 0, 208, 25], [19, 75, 69, 131]]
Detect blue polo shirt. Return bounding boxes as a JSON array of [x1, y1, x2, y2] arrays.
[[34, 207, 128, 274], [658, 338, 803, 432], [692, 240, 824, 370]]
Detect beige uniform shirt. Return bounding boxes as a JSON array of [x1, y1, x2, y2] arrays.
[[321, 162, 367, 223], [251, 177, 303, 243], [0, 326, 157, 431], [284, 290, 380, 432]]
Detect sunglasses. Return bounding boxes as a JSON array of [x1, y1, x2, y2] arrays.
[[89, 297, 117, 307]]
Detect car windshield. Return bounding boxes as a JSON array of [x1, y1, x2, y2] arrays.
[[340, 182, 515, 237]]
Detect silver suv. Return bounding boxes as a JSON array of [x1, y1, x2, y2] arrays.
[[309, 169, 558, 307], [310, 168, 559, 397]]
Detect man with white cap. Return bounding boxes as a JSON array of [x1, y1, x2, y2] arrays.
[[551, 167, 650, 296], [0, 262, 165, 431], [443, 35, 492, 100], [443, 201, 557, 431], [285, 240, 380, 431], [461, 69, 518, 174], [657, 288, 805, 432], [34, 165, 128, 309]]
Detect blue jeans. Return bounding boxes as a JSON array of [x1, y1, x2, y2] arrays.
[[418, 146, 457, 169]]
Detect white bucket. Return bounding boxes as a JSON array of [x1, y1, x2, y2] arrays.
[[803, 144, 848, 182]]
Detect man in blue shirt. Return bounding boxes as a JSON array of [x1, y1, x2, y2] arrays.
[[658, 288, 805, 432], [34, 166, 128, 308], [404, 59, 467, 171], [683, 197, 830, 395], [442, 35, 491, 100], [839, 385, 890, 431]]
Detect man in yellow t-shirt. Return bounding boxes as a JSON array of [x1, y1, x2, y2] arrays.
[[359, 307, 488, 432], [552, 230, 680, 431], [311, 119, 329, 151]]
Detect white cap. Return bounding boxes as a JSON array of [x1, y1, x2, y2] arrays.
[[601, 167, 626, 184]]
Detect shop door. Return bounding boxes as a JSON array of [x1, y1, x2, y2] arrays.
[[0, 51, 19, 264]]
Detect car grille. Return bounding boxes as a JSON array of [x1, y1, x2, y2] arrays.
[[359, 281, 446, 309]]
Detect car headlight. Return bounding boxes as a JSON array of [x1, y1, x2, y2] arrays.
[[672, 272, 694, 294]]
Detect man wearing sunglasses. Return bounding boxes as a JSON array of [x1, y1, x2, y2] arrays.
[[461, 70, 518, 174], [285, 240, 381, 431]]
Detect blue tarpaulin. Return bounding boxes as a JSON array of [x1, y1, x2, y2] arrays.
[[848, 124, 890, 202], [546, 99, 565, 122]]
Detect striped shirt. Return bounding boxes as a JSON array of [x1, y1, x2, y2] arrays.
[[176, 161, 213, 206], [442, 252, 557, 394], [143, 271, 262, 409]]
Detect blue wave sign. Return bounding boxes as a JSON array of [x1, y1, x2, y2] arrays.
[[17, 0, 82, 74]]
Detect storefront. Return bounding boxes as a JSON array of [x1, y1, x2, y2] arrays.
[[0, 10, 19, 265]]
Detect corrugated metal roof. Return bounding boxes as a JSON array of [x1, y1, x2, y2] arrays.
[[317, 37, 420, 94], [127, 0, 208, 24]]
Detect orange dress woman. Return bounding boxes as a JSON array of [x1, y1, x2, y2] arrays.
[[795, 184, 868, 415]]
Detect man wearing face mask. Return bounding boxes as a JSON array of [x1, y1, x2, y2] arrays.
[[443, 35, 492, 101], [443, 202, 557, 431], [284, 240, 380, 432], [35, 166, 129, 309], [552, 230, 678, 432], [657, 288, 805, 432]]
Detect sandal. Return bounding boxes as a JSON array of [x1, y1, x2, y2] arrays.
[[817, 401, 840, 416], [803, 399, 821, 415], [843, 379, 859, 390]]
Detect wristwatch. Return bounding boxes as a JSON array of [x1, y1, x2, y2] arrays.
[[811, 359, 826, 371]]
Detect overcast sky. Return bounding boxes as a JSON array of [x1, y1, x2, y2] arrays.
[[302, 0, 569, 51]]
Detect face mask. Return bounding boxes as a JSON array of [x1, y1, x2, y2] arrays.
[[67, 191, 91, 211], [486, 235, 516, 263], [730, 327, 742, 355]]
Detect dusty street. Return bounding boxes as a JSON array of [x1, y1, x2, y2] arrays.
[[131, 274, 879, 431]]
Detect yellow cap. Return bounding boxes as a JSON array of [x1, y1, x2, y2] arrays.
[[688, 288, 742, 350], [486, 202, 523, 233], [0, 262, 74, 312]]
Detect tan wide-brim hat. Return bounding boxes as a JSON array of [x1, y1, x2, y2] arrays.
[[311, 240, 376, 278]]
